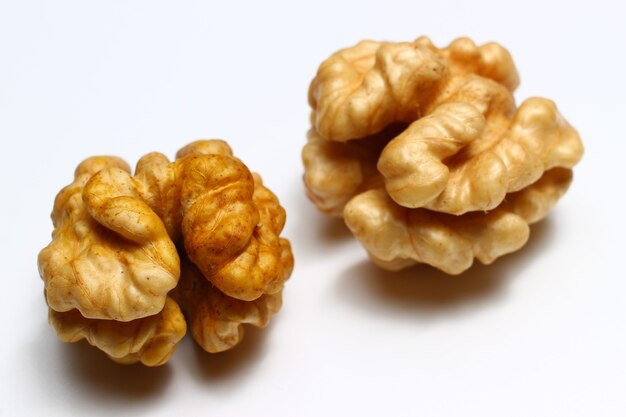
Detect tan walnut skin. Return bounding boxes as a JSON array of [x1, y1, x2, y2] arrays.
[[38, 140, 293, 365], [174, 257, 283, 353], [303, 36, 584, 272]]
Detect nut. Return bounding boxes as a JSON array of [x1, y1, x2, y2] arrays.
[[304, 36, 583, 272], [174, 256, 283, 353], [344, 168, 573, 273], [38, 156, 180, 322], [38, 140, 293, 365], [308, 37, 518, 142], [48, 297, 186, 366]]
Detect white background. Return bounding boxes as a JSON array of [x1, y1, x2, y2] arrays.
[[1, 1, 625, 416]]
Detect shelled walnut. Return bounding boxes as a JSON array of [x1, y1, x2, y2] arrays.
[[38, 140, 293, 366], [304, 36, 583, 271]]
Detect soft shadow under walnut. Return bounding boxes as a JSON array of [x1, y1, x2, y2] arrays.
[[61, 340, 172, 399], [335, 218, 555, 314], [291, 177, 354, 246], [188, 324, 273, 382], [317, 216, 353, 241]]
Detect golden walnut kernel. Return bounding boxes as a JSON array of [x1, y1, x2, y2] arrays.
[[38, 156, 180, 322], [344, 168, 573, 273], [48, 297, 186, 366], [303, 36, 583, 272], [38, 140, 293, 365], [174, 256, 283, 353]]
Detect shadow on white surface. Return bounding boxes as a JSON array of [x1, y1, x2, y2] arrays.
[[316, 216, 354, 242], [335, 217, 556, 314], [175, 317, 276, 393], [59, 339, 173, 398], [35, 310, 277, 402], [286, 178, 355, 250], [186, 322, 273, 383]]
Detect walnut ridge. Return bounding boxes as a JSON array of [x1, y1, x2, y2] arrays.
[[38, 140, 293, 365], [304, 36, 583, 272]]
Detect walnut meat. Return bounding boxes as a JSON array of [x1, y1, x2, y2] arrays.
[[38, 156, 180, 322], [174, 257, 283, 353], [38, 140, 293, 365], [48, 297, 186, 366], [304, 37, 583, 272], [130, 141, 293, 302], [344, 168, 573, 273]]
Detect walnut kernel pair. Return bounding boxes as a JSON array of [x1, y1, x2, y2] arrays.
[[38, 36, 584, 366]]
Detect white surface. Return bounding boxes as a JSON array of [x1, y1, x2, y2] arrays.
[[1, 1, 625, 416]]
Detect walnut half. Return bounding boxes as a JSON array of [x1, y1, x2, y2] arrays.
[[304, 36, 583, 273]]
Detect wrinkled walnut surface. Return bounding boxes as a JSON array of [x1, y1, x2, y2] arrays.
[[174, 256, 283, 353], [49, 297, 187, 366], [38, 156, 180, 322], [304, 36, 584, 272], [344, 168, 573, 273], [39, 140, 293, 365], [308, 36, 519, 142]]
